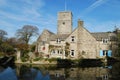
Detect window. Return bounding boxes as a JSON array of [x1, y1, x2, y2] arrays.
[[102, 75, 108, 79], [71, 50, 74, 56], [57, 50, 59, 54], [52, 50, 55, 54], [57, 50, 62, 54], [56, 38, 61, 43], [63, 22, 65, 25], [71, 36, 75, 42], [102, 39, 108, 44], [55, 73, 60, 77], [100, 50, 109, 57], [60, 50, 63, 54], [103, 50, 108, 56]]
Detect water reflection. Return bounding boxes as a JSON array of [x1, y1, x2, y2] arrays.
[[0, 66, 17, 80], [0, 62, 120, 80]]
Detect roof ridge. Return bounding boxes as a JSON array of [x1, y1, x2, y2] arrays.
[[43, 29, 55, 34]]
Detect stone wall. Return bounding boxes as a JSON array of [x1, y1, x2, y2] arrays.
[[36, 11, 118, 59], [36, 29, 53, 52], [57, 12, 72, 34], [65, 28, 78, 59], [77, 20, 98, 59]]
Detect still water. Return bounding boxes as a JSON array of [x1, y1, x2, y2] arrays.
[[0, 62, 120, 80]]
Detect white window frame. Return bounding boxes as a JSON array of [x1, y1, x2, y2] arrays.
[[51, 50, 55, 54], [57, 50, 62, 54], [56, 38, 61, 44], [71, 50, 75, 57], [102, 39, 108, 44]]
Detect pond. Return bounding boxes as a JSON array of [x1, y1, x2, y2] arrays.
[[0, 62, 120, 80]]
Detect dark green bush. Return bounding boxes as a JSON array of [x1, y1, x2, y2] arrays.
[[21, 57, 28, 62], [48, 58, 57, 63], [33, 57, 42, 61]]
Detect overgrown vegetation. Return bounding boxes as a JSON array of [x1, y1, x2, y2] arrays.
[[0, 25, 39, 60], [0, 38, 15, 56], [33, 57, 43, 61]]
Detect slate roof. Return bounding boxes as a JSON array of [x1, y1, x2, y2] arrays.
[[38, 29, 70, 41], [91, 32, 117, 41], [38, 29, 117, 42], [44, 29, 55, 35], [37, 29, 55, 42], [50, 34, 69, 41]]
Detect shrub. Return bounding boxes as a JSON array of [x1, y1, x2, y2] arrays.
[[57, 59, 72, 67], [21, 57, 28, 62], [48, 58, 57, 63], [33, 57, 42, 61]]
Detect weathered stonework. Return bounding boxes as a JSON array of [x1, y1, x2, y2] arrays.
[[36, 11, 118, 59], [57, 11, 72, 34]]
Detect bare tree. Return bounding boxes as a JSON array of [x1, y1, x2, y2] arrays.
[[16, 25, 39, 44], [0, 29, 7, 41]]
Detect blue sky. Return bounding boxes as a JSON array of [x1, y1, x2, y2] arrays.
[[0, 0, 120, 43]]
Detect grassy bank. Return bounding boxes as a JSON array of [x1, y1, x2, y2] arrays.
[[15, 57, 120, 67]]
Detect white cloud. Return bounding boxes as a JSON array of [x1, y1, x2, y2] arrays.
[[85, 20, 120, 32], [81, 0, 108, 15], [0, 0, 44, 22], [0, 19, 15, 28]]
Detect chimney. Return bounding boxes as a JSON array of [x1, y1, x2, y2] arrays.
[[78, 19, 84, 27]]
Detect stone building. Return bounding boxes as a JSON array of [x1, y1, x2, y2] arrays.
[[36, 11, 118, 59]]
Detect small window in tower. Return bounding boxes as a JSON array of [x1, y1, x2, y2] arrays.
[[63, 22, 65, 25]]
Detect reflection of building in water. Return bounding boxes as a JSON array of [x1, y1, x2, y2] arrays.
[[49, 68, 66, 80], [110, 62, 120, 80], [15, 64, 50, 80], [15, 64, 114, 80], [48, 67, 111, 80], [2, 63, 119, 80]]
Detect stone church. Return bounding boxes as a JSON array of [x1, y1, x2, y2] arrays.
[[36, 11, 118, 59]]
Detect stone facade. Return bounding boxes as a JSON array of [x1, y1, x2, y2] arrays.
[[36, 11, 118, 59], [57, 11, 72, 34]]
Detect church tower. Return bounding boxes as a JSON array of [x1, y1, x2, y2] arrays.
[[57, 11, 73, 34]]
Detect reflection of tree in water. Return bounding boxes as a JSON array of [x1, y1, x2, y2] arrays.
[[111, 62, 120, 79], [15, 63, 120, 80], [19, 65, 37, 80], [18, 65, 50, 80]]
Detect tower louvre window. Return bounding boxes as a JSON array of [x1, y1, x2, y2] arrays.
[[63, 22, 65, 25]]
